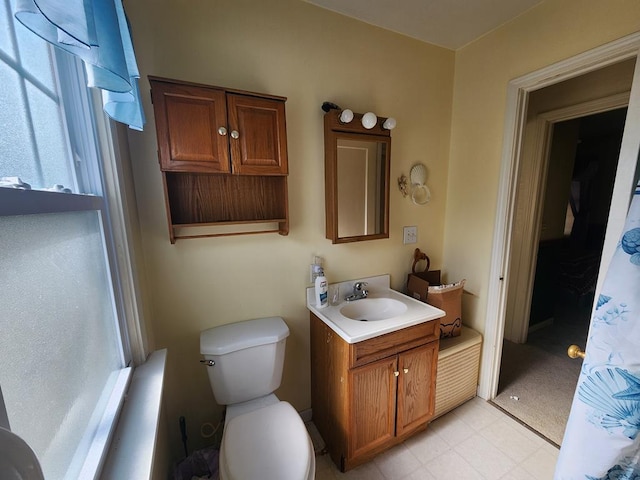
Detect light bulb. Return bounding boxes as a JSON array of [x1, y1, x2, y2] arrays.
[[382, 117, 397, 130], [339, 109, 354, 123], [361, 112, 377, 129]]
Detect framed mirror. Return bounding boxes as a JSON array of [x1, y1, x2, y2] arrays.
[[324, 110, 391, 243]]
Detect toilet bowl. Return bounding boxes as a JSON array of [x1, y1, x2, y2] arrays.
[[200, 317, 315, 480], [219, 401, 315, 480]]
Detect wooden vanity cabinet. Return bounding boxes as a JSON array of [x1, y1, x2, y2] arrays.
[[150, 77, 287, 175], [149, 77, 289, 242], [149, 80, 230, 173], [310, 313, 440, 472], [226, 93, 288, 175]]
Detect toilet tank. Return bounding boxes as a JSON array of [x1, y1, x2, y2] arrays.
[[200, 317, 290, 405]]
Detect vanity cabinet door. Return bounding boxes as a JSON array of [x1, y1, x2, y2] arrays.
[[309, 312, 440, 472], [349, 356, 397, 460], [151, 80, 288, 176], [396, 342, 438, 436], [227, 93, 288, 175], [150, 80, 231, 173]]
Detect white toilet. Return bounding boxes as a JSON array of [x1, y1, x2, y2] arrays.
[[200, 316, 315, 480]]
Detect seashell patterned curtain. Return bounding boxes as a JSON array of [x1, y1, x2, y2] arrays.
[[555, 182, 640, 479]]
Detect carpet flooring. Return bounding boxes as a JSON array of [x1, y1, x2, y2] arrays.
[[493, 339, 581, 445], [493, 294, 591, 446]]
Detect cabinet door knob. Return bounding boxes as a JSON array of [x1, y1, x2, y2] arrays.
[[394, 371, 399, 377], [403, 368, 409, 374], [230, 130, 240, 139], [217, 126, 228, 136]]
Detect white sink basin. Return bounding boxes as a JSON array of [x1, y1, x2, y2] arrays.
[[340, 298, 407, 321], [306, 274, 446, 343]]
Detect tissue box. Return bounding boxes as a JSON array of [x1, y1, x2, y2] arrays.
[[406, 270, 441, 302]]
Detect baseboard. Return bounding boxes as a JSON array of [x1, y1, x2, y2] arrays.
[[528, 317, 554, 334]]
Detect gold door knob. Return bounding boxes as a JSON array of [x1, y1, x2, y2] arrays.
[[567, 344, 586, 359], [403, 368, 409, 374], [394, 371, 399, 377]]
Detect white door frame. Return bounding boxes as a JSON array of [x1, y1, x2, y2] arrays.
[[479, 32, 640, 400], [506, 92, 631, 345]]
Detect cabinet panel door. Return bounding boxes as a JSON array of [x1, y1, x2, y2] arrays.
[[227, 94, 288, 175], [349, 357, 397, 459], [396, 342, 438, 436], [151, 81, 230, 173]]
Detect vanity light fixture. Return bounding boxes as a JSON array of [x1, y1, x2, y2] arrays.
[[382, 117, 397, 130], [361, 112, 377, 129], [321, 101, 341, 112], [321, 102, 397, 131], [339, 109, 354, 124]]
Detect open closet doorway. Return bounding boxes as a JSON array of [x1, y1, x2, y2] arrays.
[[493, 107, 628, 446]]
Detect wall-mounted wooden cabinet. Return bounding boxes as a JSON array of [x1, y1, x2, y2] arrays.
[[149, 77, 289, 242], [310, 314, 440, 472]]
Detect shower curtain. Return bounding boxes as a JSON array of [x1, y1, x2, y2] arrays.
[[555, 182, 640, 479]]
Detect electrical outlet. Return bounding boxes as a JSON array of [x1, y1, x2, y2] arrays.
[[403, 226, 417, 244]]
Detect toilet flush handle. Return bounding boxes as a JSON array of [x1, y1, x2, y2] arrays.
[[200, 359, 215, 366]]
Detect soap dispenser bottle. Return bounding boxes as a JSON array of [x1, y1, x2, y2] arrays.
[[311, 256, 323, 284], [315, 268, 328, 308]]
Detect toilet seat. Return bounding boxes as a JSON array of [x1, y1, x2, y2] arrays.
[[219, 401, 314, 480]]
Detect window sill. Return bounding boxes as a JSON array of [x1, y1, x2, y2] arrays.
[[0, 187, 103, 215], [100, 349, 168, 480]]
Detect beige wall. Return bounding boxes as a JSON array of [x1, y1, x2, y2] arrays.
[[124, 0, 640, 461], [445, 0, 640, 334], [124, 0, 454, 457]]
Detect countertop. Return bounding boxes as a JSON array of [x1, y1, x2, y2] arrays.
[[306, 274, 445, 343]]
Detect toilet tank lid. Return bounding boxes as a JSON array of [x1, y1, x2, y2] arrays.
[[200, 317, 289, 355]]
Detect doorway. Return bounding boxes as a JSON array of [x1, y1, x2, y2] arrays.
[[479, 34, 640, 405], [492, 108, 627, 445]]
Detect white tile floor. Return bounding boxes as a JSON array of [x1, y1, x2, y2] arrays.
[[313, 397, 559, 480]]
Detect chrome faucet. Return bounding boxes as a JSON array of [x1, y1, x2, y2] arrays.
[[345, 282, 368, 302]]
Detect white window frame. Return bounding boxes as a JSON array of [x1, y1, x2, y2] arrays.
[[0, 47, 147, 359], [0, 32, 149, 480]]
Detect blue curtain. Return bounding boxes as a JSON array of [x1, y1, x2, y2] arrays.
[[555, 182, 640, 479], [14, 0, 145, 131]]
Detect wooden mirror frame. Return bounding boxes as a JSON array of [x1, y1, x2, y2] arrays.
[[324, 110, 391, 243]]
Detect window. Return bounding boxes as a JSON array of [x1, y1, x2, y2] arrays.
[[0, 0, 140, 478]]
